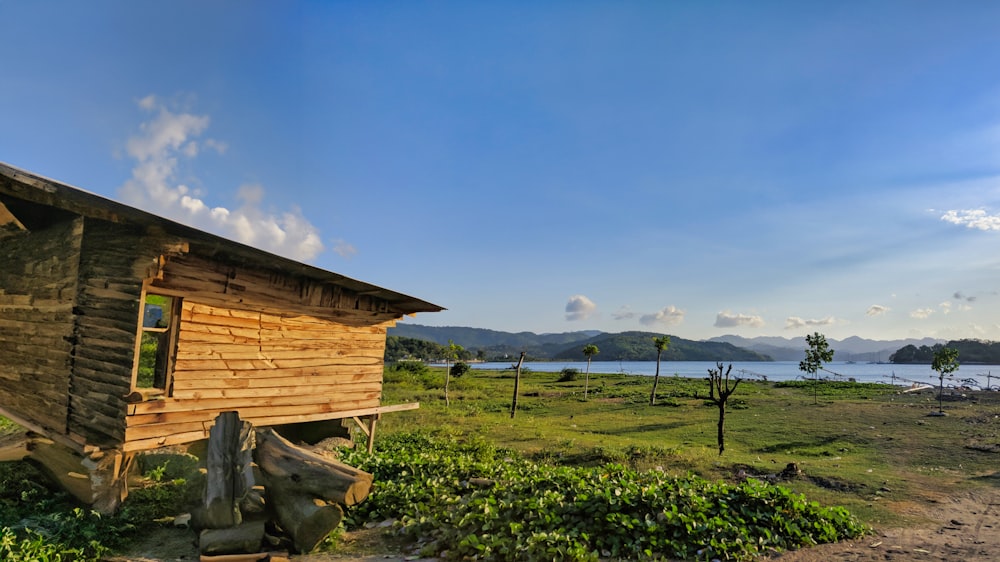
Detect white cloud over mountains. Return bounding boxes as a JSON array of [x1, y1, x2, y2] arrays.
[[640, 305, 685, 327], [715, 311, 764, 328], [565, 295, 597, 321], [118, 95, 325, 261], [866, 305, 890, 316], [784, 316, 835, 330]]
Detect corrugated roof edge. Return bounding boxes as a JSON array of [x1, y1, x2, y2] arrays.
[[0, 162, 444, 315]]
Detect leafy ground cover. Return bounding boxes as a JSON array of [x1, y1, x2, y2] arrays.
[[338, 433, 866, 560]]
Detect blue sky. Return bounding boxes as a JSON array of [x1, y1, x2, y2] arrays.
[[3, 1, 1000, 341]]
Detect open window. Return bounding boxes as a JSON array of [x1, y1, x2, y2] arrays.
[[135, 293, 180, 394]]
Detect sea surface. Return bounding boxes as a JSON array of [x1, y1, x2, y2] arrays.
[[467, 360, 1000, 390]]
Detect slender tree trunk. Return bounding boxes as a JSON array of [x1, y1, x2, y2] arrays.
[[510, 352, 526, 418], [650, 351, 661, 406], [584, 358, 591, 399], [444, 359, 451, 407], [717, 405, 726, 455]]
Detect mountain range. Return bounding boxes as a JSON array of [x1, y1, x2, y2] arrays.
[[387, 324, 941, 362]]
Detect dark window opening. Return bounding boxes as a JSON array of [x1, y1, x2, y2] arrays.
[[137, 294, 178, 391]]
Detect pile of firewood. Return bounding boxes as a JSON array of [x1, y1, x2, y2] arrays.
[[193, 412, 372, 560]]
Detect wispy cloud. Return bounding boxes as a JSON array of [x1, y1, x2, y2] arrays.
[[715, 311, 764, 328], [954, 291, 976, 302], [331, 239, 357, 258], [612, 306, 637, 320], [866, 305, 890, 316], [640, 305, 685, 327], [910, 308, 934, 319], [565, 295, 597, 321], [784, 316, 836, 330], [118, 95, 326, 261], [941, 209, 1000, 231]]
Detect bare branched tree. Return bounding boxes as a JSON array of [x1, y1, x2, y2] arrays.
[[704, 362, 741, 455]]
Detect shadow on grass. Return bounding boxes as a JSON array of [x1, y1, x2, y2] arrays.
[[754, 435, 845, 454], [591, 421, 696, 435]]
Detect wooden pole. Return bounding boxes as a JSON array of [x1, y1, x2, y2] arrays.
[[510, 352, 525, 419]]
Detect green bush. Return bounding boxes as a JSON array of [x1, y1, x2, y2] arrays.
[[451, 361, 472, 378], [557, 368, 579, 382]]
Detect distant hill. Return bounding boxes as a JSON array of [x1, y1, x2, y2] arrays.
[[388, 325, 770, 362], [388, 324, 602, 360], [708, 335, 944, 362], [551, 331, 772, 362]]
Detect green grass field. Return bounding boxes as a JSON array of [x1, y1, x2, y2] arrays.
[[379, 365, 1000, 528]]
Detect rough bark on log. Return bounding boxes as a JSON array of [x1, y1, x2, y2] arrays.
[[199, 519, 266, 555], [267, 478, 344, 554], [254, 428, 372, 506], [197, 411, 257, 529]]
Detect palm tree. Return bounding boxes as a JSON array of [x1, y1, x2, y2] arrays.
[[650, 335, 671, 405], [582, 344, 599, 399]]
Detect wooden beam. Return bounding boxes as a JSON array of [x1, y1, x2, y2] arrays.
[[122, 403, 419, 452]]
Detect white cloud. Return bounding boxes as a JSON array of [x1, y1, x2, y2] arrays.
[[332, 239, 357, 258], [118, 96, 327, 261], [939, 301, 952, 315], [640, 305, 685, 327], [866, 305, 890, 316], [910, 308, 934, 319], [941, 209, 1000, 231], [612, 306, 637, 320], [715, 311, 765, 328], [784, 316, 836, 330], [565, 295, 597, 322]]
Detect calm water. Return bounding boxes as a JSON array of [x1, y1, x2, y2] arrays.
[[468, 360, 1000, 390]]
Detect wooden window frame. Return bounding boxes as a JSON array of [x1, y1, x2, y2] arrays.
[[130, 283, 183, 398]]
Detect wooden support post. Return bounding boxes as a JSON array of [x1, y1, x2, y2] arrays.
[[27, 435, 129, 514], [366, 415, 379, 454], [196, 411, 256, 530]]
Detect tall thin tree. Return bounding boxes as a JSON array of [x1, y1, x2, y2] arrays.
[[649, 335, 671, 406], [444, 339, 464, 407], [582, 344, 599, 399], [931, 346, 959, 415], [799, 332, 834, 405]]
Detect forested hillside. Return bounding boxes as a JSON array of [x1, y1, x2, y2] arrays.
[[387, 325, 772, 362], [552, 331, 772, 362], [891, 339, 1000, 364]]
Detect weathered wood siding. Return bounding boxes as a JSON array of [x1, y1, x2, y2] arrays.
[[67, 219, 147, 448], [124, 300, 391, 451], [0, 217, 81, 435]]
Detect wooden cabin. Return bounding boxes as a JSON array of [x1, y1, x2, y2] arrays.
[[0, 162, 442, 511]]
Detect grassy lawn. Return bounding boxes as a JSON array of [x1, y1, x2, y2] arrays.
[[380, 365, 1000, 529]]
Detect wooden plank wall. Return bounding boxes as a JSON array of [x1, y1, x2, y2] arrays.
[[0, 217, 81, 435], [67, 219, 147, 448], [124, 300, 392, 451], [151, 254, 400, 326]]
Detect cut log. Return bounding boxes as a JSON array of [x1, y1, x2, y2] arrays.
[[254, 428, 372, 506], [267, 479, 344, 554], [197, 411, 257, 529], [199, 519, 266, 555]]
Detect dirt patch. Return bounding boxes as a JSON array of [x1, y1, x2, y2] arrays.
[[765, 489, 1000, 561]]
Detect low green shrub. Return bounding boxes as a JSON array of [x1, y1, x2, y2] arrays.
[[339, 433, 867, 561], [557, 368, 579, 382]]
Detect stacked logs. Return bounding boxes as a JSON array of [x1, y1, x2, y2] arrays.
[[194, 412, 373, 559]]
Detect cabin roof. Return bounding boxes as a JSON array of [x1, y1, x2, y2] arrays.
[[0, 162, 444, 315]]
